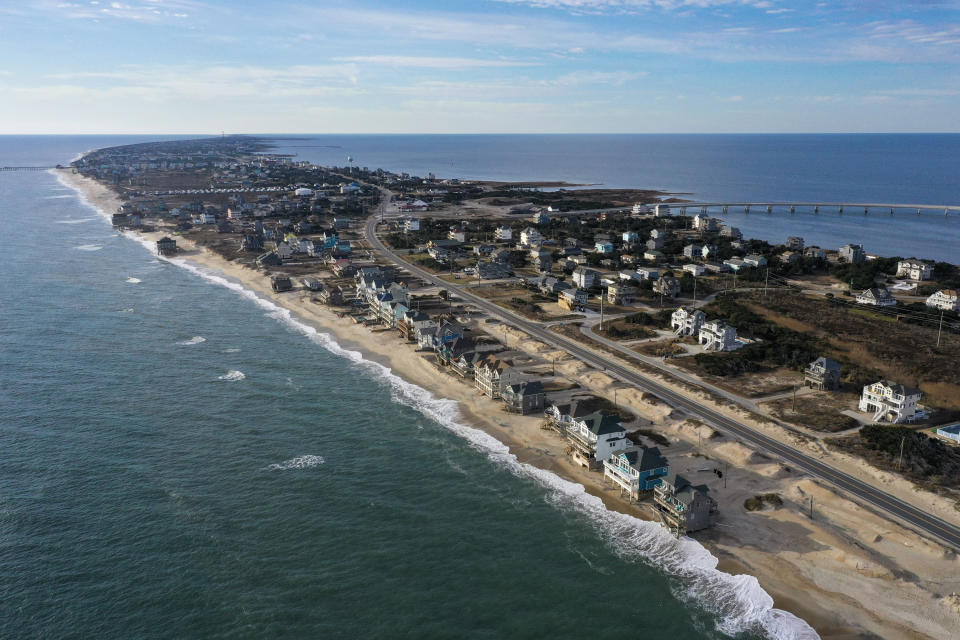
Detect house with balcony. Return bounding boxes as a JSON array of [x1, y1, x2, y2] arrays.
[[622, 231, 640, 244], [785, 236, 805, 251], [654, 473, 717, 535], [594, 240, 614, 254], [494, 226, 513, 242], [474, 355, 517, 399], [699, 320, 737, 351], [839, 243, 865, 263], [519, 227, 543, 247], [896, 260, 932, 281], [559, 288, 588, 311], [856, 287, 896, 307], [859, 380, 922, 423], [607, 282, 637, 305], [653, 275, 680, 298], [501, 380, 546, 414], [743, 254, 767, 268], [603, 446, 669, 501], [565, 411, 630, 469], [671, 307, 706, 337], [682, 243, 702, 259], [683, 263, 705, 276], [572, 267, 599, 289], [926, 289, 959, 311], [635, 267, 660, 281], [804, 357, 842, 391]]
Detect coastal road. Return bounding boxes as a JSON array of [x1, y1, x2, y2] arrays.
[[364, 215, 960, 551]]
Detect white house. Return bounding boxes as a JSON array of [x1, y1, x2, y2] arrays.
[[672, 307, 706, 337], [403, 218, 420, 233], [572, 267, 599, 289], [683, 263, 705, 276], [926, 289, 959, 311], [896, 260, 932, 281], [699, 320, 737, 351], [520, 227, 543, 247], [494, 226, 513, 242], [448, 229, 467, 243], [566, 411, 630, 467], [859, 380, 922, 423], [635, 267, 660, 280], [622, 231, 640, 243], [856, 287, 897, 307], [743, 254, 767, 268], [653, 204, 671, 217]]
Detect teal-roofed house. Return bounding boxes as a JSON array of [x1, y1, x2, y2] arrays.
[[603, 445, 669, 501]]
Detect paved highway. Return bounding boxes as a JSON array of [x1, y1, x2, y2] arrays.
[[364, 214, 960, 550]]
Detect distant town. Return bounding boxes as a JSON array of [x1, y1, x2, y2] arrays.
[[72, 135, 960, 545]]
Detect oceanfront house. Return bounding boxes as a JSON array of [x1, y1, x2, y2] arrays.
[[301, 277, 323, 291], [474, 355, 516, 399], [520, 227, 543, 247], [332, 260, 356, 278], [271, 275, 293, 292], [559, 288, 589, 311], [256, 251, 282, 268], [743, 254, 767, 268], [859, 380, 922, 423], [653, 203, 671, 217], [654, 473, 717, 535], [316, 283, 343, 305], [896, 260, 932, 281], [804, 357, 842, 391], [421, 320, 464, 352], [926, 289, 959, 311], [804, 246, 826, 260], [603, 445, 670, 500], [437, 335, 476, 367], [671, 307, 706, 337], [839, 243, 865, 264], [275, 242, 293, 261], [683, 244, 702, 259], [653, 275, 680, 298], [785, 236, 805, 251], [692, 214, 720, 232], [156, 236, 177, 256], [494, 226, 513, 242], [632, 203, 652, 216], [856, 287, 897, 307], [565, 411, 630, 469], [720, 225, 742, 240], [398, 310, 432, 342], [607, 282, 636, 305], [699, 320, 737, 351], [572, 267, 599, 289], [501, 380, 546, 414], [683, 264, 705, 277]]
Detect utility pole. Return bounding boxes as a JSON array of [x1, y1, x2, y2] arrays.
[[937, 309, 944, 348], [724, 462, 728, 488], [693, 276, 697, 302], [764, 268, 769, 298], [897, 436, 906, 471], [792, 385, 798, 412], [809, 496, 814, 520]]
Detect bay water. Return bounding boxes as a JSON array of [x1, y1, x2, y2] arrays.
[[7, 133, 957, 639]]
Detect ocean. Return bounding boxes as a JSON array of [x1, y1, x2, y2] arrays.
[[4, 133, 957, 640]]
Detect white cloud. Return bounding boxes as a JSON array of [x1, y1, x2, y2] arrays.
[[335, 55, 537, 69]]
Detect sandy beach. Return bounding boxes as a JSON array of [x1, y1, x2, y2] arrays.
[[58, 169, 960, 640]]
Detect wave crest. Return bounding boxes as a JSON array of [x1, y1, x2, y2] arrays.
[[268, 455, 325, 470], [217, 370, 245, 381]]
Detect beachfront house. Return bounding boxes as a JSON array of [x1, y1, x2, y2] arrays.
[[565, 411, 630, 469], [926, 289, 959, 311], [270, 275, 293, 292], [603, 445, 670, 501], [699, 320, 737, 351], [653, 204, 671, 217], [804, 357, 842, 391], [786, 236, 805, 251], [654, 473, 717, 535], [501, 380, 546, 414], [156, 236, 177, 257], [859, 380, 922, 423], [671, 307, 706, 337], [856, 287, 897, 307], [896, 260, 932, 281], [474, 355, 517, 399]]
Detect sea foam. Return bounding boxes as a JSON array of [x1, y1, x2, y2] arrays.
[[177, 336, 206, 346], [74, 244, 103, 251], [53, 167, 819, 640], [268, 455, 325, 470], [217, 370, 245, 382], [125, 277, 142, 284]]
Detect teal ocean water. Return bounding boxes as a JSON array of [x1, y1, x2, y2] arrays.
[[14, 134, 954, 639]]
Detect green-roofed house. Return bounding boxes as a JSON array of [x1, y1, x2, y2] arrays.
[[603, 445, 670, 501], [654, 472, 717, 536], [565, 410, 630, 469]]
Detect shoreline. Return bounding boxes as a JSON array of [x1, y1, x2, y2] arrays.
[[55, 167, 960, 640]]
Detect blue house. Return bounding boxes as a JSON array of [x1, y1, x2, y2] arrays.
[[603, 445, 669, 500], [594, 240, 614, 254]]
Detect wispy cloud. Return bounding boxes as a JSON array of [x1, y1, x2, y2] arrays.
[[335, 55, 537, 69], [491, 0, 780, 14], [39, 0, 202, 22]]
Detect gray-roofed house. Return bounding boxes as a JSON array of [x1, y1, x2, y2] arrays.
[[603, 445, 670, 500], [501, 380, 546, 414], [565, 411, 630, 469], [654, 473, 717, 535], [804, 357, 842, 391]]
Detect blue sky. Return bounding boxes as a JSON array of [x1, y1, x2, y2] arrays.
[[2, 0, 959, 133]]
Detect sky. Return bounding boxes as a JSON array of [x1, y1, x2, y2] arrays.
[[1, 0, 960, 133]]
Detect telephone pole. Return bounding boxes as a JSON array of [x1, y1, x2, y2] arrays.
[[937, 310, 944, 347]]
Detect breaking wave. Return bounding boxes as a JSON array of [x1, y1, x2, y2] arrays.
[[56, 217, 99, 224], [217, 370, 245, 382], [177, 336, 206, 346], [268, 455, 325, 470], [55, 168, 819, 640], [125, 277, 142, 284], [74, 244, 103, 251]]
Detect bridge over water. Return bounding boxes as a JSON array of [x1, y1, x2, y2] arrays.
[[655, 201, 960, 217], [0, 166, 60, 171]]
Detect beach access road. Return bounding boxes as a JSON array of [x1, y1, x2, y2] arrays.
[[364, 214, 960, 551]]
